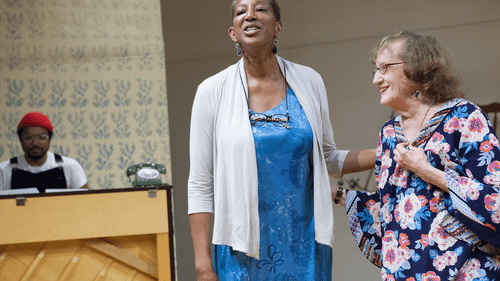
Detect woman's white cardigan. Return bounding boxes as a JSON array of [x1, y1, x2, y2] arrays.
[[188, 56, 348, 259]]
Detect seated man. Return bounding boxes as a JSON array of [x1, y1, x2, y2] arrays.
[[0, 112, 88, 192]]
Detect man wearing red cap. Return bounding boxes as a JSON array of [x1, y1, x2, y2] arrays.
[[0, 112, 88, 192]]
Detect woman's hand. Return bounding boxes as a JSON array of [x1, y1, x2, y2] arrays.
[[331, 185, 346, 207], [196, 267, 219, 281], [194, 253, 219, 281], [393, 142, 449, 192], [393, 143, 430, 175]]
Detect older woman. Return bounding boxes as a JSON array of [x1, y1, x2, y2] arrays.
[[188, 0, 375, 280], [333, 31, 500, 280]]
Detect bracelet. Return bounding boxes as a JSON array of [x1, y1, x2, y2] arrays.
[[334, 187, 344, 204]]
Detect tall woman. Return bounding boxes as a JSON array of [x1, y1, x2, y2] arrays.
[[333, 31, 500, 280], [188, 0, 375, 280]]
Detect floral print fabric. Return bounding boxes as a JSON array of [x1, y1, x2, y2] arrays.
[[346, 99, 500, 280]]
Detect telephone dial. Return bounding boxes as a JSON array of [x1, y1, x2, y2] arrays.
[[126, 163, 166, 187]]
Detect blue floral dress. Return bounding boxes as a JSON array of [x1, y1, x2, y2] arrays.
[[213, 88, 332, 280], [346, 99, 500, 280]]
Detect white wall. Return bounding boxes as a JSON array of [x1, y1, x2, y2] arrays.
[[162, 1, 500, 280]]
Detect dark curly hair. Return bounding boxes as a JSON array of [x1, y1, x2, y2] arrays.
[[370, 30, 465, 104], [230, 0, 281, 22]]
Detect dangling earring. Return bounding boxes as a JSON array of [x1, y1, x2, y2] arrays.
[[272, 38, 278, 54], [415, 91, 420, 98], [235, 43, 242, 56]]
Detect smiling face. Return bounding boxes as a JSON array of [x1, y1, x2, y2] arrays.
[[373, 41, 417, 110], [228, 0, 282, 54]]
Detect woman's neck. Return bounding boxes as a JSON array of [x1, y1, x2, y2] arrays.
[[399, 101, 444, 130], [242, 53, 287, 112], [399, 102, 426, 120], [243, 53, 280, 80]]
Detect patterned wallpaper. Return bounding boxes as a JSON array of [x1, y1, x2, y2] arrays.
[[0, 0, 171, 189]]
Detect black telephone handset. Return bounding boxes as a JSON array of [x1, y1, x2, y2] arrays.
[[126, 163, 166, 187]]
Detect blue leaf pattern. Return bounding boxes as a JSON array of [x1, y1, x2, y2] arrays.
[[154, 110, 169, 137], [112, 110, 131, 138], [91, 112, 110, 139], [48, 111, 67, 140], [140, 140, 158, 163], [95, 143, 114, 171], [49, 47, 68, 73], [68, 111, 88, 140], [92, 80, 111, 108], [6, 79, 24, 107], [136, 78, 154, 106], [2, 112, 21, 140], [0, 0, 171, 189], [117, 142, 136, 170], [134, 109, 153, 137], [70, 80, 89, 108], [49, 80, 67, 108], [113, 79, 131, 107], [27, 79, 46, 108]]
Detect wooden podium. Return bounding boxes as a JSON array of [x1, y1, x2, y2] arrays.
[[0, 186, 175, 281]]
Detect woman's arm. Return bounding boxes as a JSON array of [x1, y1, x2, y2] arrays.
[[341, 148, 377, 175], [331, 148, 377, 206], [190, 213, 219, 281], [188, 82, 219, 280]]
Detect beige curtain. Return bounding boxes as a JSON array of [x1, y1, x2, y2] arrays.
[[0, 0, 171, 189]]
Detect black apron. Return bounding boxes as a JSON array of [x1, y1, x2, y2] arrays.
[[10, 154, 68, 193]]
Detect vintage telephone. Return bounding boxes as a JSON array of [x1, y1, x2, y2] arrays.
[[126, 163, 166, 187]]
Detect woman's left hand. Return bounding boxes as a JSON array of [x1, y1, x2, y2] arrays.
[[393, 142, 429, 175], [393, 142, 449, 192], [331, 185, 346, 207]]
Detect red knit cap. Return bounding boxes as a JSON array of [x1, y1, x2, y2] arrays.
[[18, 112, 53, 133]]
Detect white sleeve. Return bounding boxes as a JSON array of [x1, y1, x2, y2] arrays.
[[63, 158, 88, 189], [0, 162, 10, 190], [0, 172, 4, 190], [316, 73, 348, 177], [187, 80, 217, 214]]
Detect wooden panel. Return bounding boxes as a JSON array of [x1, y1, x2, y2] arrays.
[[103, 235, 157, 266], [156, 233, 171, 281], [57, 246, 84, 281], [83, 238, 157, 278], [0, 188, 174, 280], [0, 247, 7, 267], [0, 236, 158, 281], [30, 240, 83, 281], [0, 189, 169, 245]]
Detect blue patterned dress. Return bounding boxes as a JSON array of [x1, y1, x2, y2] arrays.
[[213, 88, 332, 281], [346, 99, 500, 280]]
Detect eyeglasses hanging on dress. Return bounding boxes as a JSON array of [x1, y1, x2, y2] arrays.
[[239, 62, 290, 129]]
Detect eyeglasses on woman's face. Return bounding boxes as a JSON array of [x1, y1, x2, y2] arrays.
[[249, 113, 290, 129], [373, 62, 405, 75]]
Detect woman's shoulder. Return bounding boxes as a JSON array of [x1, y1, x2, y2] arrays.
[[442, 98, 476, 109], [382, 115, 398, 128], [440, 98, 484, 117]]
